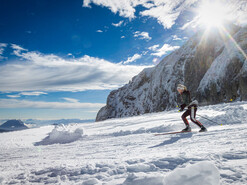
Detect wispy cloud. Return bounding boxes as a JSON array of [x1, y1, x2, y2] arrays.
[[152, 58, 159, 64], [83, 0, 137, 18], [83, 0, 247, 29], [134, 31, 151, 41], [63, 98, 79, 103], [7, 95, 21, 98], [0, 98, 105, 109], [7, 92, 47, 98], [148, 44, 160, 51], [20, 92, 48, 96], [120, 53, 142, 64], [11, 44, 27, 56], [0, 44, 150, 92], [96, 30, 103, 33], [0, 43, 7, 59], [151, 43, 180, 57], [112, 20, 124, 27], [140, 4, 180, 29], [172, 35, 182, 41], [82, 0, 197, 29], [0, 43, 7, 53]]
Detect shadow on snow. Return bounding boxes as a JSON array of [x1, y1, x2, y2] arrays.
[[150, 132, 193, 148]]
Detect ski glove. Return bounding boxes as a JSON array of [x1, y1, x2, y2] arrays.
[[179, 104, 186, 111]]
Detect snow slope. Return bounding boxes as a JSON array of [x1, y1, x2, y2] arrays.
[[0, 101, 247, 184]]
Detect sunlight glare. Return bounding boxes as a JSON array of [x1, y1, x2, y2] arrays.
[[197, 1, 229, 29]]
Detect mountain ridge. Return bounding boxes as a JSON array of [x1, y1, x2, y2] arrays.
[[96, 25, 247, 121]]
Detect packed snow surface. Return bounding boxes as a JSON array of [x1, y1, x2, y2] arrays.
[[1, 101, 247, 184]]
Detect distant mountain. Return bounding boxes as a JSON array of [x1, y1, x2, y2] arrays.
[[24, 119, 94, 126], [0, 120, 29, 132], [96, 24, 247, 121]]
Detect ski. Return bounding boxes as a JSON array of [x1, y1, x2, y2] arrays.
[[154, 130, 192, 136]]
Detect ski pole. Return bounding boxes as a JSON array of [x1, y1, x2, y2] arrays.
[[196, 114, 222, 126], [177, 108, 222, 126]]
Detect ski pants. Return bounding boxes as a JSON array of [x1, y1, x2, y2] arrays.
[[181, 106, 203, 128]]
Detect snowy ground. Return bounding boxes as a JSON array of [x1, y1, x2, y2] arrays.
[[0, 101, 247, 185]]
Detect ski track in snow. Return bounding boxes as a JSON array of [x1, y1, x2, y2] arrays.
[[0, 101, 247, 184]]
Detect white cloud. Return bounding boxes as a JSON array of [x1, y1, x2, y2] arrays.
[[0, 98, 105, 109], [121, 36, 125, 39], [152, 58, 159, 64], [148, 44, 160, 51], [6, 92, 47, 98], [0, 44, 150, 92], [121, 53, 142, 64], [134, 31, 151, 41], [11, 44, 27, 56], [63, 98, 79, 103], [112, 20, 124, 27], [82, 0, 197, 29], [83, 0, 247, 30], [83, 0, 137, 19], [96, 30, 103, 33], [20, 92, 48, 96], [172, 35, 182, 41], [151, 43, 180, 57], [0, 43, 7, 54], [140, 5, 180, 29], [0, 43, 7, 59], [7, 95, 21, 98]]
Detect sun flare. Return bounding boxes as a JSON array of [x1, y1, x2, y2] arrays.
[[197, 1, 229, 29]]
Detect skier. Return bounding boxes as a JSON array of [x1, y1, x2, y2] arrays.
[[177, 84, 207, 132]]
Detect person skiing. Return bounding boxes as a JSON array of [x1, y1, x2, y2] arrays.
[[177, 84, 207, 132]]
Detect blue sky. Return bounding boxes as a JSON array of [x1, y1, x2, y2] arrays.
[[0, 0, 246, 120]]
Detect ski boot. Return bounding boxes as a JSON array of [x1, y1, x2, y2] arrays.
[[182, 125, 191, 132], [199, 125, 207, 132]]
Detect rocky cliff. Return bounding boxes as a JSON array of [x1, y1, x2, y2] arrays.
[[96, 25, 247, 121]]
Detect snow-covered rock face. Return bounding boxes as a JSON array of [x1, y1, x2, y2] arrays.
[[96, 25, 247, 121], [198, 26, 247, 104]]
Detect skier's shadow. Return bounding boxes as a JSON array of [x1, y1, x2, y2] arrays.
[[149, 132, 193, 148]]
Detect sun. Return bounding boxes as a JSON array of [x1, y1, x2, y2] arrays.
[[197, 1, 229, 29]]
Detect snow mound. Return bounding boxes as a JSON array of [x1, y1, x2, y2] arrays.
[[127, 163, 156, 173], [164, 161, 220, 185], [123, 161, 220, 185], [34, 124, 84, 145], [200, 102, 247, 127], [123, 172, 164, 185]]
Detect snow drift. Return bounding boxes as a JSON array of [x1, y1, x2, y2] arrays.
[[0, 101, 247, 184], [34, 124, 84, 145], [123, 161, 220, 185]]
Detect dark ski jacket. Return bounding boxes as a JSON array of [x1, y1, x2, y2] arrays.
[[181, 90, 191, 106], [180, 90, 191, 110], [179, 90, 199, 111]]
